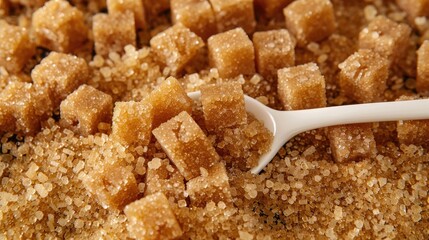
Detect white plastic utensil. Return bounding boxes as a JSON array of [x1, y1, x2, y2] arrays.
[[188, 92, 429, 174]]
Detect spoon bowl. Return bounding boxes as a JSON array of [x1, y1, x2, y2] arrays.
[[188, 91, 429, 174]]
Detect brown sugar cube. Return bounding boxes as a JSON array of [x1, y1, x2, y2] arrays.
[[327, 124, 377, 163], [253, 29, 296, 79], [60, 84, 113, 136], [254, 0, 292, 17], [148, 77, 193, 128], [417, 41, 429, 94], [145, 158, 185, 201], [209, 0, 256, 34], [112, 100, 154, 146], [396, 0, 429, 21], [338, 50, 389, 103], [283, 0, 336, 47], [124, 192, 183, 240], [186, 163, 232, 207], [0, 82, 52, 135], [93, 12, 136, 57], [31, 52, 89, 105], [107, 0, 146, 29], [359, 16, 411, 66], [277, 63, 327, 110], [396, 96, 429, 147], [208, 28, 255, 78], [31, 0, 88, 52], [397, 119, 429, 147], [171, 0, 217, 40], [201, 82, 247, 131], [84, 162, 139, 210], [0, 21, 35, 73], [150, 23, 204, 75], [152, 111, 220, 180]]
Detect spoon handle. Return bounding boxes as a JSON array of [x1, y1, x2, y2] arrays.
[[276, 99, 429, 138]]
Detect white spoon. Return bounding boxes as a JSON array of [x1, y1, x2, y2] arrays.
[[188, 92, 429, 174]]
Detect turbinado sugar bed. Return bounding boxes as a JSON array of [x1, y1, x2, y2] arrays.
[[0, 0, 428, 239]]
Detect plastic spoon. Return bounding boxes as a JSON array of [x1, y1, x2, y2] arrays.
[[187, 92, 429, 174]]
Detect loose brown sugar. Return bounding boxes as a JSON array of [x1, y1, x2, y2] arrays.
[[31, 52, 89, 106], [208, 27, 255, 78], [1, 1, 429, 239], [338, 49, 389, 103], [186, 162, 232, 207], [107, 0, 146, 30], [253, 29, 296, 80], [0, 20, 35, 73], [170, 0, 217, 40], [209, 0, 256, 34], [31, 0, 88, 53], [124, 192, 183, 240], [60, 84, 113, 136], [200, 82, 247, 131], [93, 11, 136, 57], [283, 0, 336, 47], [152, 111, 220, 180], [277, 63, 327, 110], [359, 15, 411, 66]]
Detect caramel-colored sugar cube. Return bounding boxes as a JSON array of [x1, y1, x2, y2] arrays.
[[254, 0, 292, 17], [208, 28, 255, 78], [0, 82, 52, 135], [417, 41, 429, 94], [0, 21, 35, 73], [277, 63, 327, 110], [31, 52, 89, 105], [148, 77, 193, 128], [327, 124, 376, 163], [112, 100, 154, 146], [171, 0, 217, 40], [201, 82, 247, 131], [359, 16, 411, 66], [396, 96, 429, 147], [107, 0, 146, 29], [186, 163, 232, 207], [31, 0, 88, 52], [396, 0, 429, 21], [145, 158, 185, 201], [60, 85, 113, 136], [124, 192, 183, 240], [283, 0, 336, 47], [93, 11, 136, 56], [338, 50, 389, 103], [152, 111, 220, 180], [150, 23, 204, 75], [253, 29, 296, 79], [84, 162, 139, 210], [209, 0, 255, 34]]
